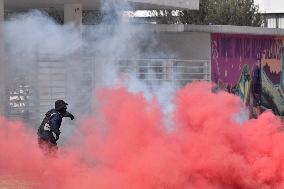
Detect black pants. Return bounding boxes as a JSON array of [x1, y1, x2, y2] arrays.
[[38, 130, 58, 156]]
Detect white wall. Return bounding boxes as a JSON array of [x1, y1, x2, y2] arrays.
[[150, 32, 211, 60], [0, 0, 4, 115], [255, 0, 284, 13], [129, 0, 199, 9]]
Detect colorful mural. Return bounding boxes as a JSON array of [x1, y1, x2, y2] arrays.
[[211, 33, 284, 116]]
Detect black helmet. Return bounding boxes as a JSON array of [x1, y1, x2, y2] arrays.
[[55, 100, 68, 110]]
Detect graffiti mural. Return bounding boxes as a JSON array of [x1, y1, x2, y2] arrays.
[[211, 33, 284, 116]]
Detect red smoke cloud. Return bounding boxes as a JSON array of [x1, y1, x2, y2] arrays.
[[1, 82, 284, 188]]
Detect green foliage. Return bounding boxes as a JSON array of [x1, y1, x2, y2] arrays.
[[153, 0, 264, 26]]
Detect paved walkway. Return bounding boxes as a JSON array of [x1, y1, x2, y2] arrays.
[[0, 176, 36, 189]]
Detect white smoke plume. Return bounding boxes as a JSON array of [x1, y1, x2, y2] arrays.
[[3, 0, 177, 141]]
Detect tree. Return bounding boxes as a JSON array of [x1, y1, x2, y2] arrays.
[[152, 0, 264, 27]]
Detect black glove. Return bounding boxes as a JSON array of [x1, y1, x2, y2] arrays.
[[65, 111, 75, 120], [55, 134, 60, 141], [69, 114, 75, 120], [54, 131, 60, 141]]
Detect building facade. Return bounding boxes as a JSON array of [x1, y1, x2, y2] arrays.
[[263, 13, 284, 29], [3, 0, 284, 122], [0, 0, 200, 122], [255, 0, 284, 29]]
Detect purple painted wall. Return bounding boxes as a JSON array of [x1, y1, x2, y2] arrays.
[[211, 33, 284, 116]]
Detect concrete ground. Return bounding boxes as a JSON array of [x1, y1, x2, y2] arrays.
[[0, 176, 36, 189]]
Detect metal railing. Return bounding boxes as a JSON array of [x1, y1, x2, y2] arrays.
[[6, 57, 210, 122], [118, 59, 211, 87]]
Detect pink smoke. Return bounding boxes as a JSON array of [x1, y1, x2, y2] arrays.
[[1, 82, 284, 189]]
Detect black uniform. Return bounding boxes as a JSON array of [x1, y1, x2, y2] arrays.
[[37, 100, 74, 152]]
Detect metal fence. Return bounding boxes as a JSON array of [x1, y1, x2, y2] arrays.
[[118, 59, 211, 87], [6, 57, 210, 122]]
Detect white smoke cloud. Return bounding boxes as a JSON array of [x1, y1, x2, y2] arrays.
[[5, 10, 81, 57], [3, 1, 178, 142]]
